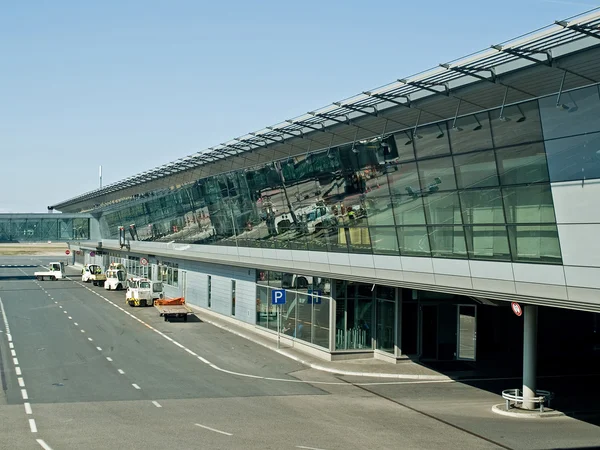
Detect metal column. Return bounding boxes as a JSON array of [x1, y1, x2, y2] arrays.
[[522, 304, 538, 410]]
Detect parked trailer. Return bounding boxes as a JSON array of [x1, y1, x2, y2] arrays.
[[154, 297, 193, 322]]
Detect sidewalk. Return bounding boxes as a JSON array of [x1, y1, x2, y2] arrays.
[[189, 304, 456, 380]]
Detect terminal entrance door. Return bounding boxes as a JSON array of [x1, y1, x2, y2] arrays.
[[419, 305, 438, 360], [457, 305, 477, 361]]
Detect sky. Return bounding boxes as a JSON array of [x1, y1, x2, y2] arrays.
[[1, 0, 598, 212]]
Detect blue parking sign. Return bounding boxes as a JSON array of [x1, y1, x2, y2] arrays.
[[307, 289, 322, 304], [271, 289, 286, 305]]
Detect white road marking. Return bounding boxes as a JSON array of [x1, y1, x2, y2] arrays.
[[36, 439, 53, 450], [29, 418, 37, 433], [9, 342, 13, 349], [88, 337, 93, 341], [15, 366, 21, 375], [185, 348, 197, 356], [59, 306, 62, 309], [13, 357, 19, 365], [194, 423, 232, 436], [63, 311, 67, 314], [96, 347, 102, 351], [106, 357, 113, 362], [10, 349, 16, 357], [74, 322, 78, 326], [24, 402, 32, 414], [80, 330, 85, 333], [6, 333, 11, 341], [118, 369, 125, 374], [21, 389, 28, 400], [132, 383, 141, 389], [68, 316, 72, 319], [152, 401, 162, 408], [198, 356, 210, 364], [297, 446, 328, 450], [18, 377, 25, 387]]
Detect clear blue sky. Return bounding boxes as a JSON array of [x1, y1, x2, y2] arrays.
[[1, 0, 598, 212]]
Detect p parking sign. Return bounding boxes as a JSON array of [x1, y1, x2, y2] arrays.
[[271, 289, 286, 305]]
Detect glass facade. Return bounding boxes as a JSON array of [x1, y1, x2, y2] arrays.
[[79, 83, 600, 265], [0, 215, 90, 242]]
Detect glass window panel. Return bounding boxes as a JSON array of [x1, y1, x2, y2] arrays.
[[465, 225, 511, 261], [543, 132, 600, 182], [392, 195, 427, 225], [347, 227, 372, 254], [454, 150, 499, 188], [312, 296, 330, 349], [423, 191, 462, 225], [539, 85, 600, 140], [414, 122, 451, 159], [496, 142, 549, 185], [507, 225, 562, 264], [397, 226, 431, 256], [491, 100, 543, 147], [459, 188, 505, 224], [428, 226, 467, 259], [364, 191, 395, 226], [392, 131, 416, 162], [418, 156, 457, 191], [502, 184, 556, 224], [369, 227, 399, 255], [450, 112, 493, 154], [376, 299, 395, 353], [387, 161, 420, 196]]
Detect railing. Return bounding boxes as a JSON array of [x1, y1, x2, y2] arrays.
[[501, 389, 555, 413]]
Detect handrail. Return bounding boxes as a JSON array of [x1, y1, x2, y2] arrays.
[[502, 389, 554, 413]]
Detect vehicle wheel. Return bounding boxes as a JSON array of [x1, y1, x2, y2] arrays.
[[141, 300, 147, 307], [107, 285, 111, 291], [183, 315, 188, 322], [148, 299, 154, 307], [164, 315, 168, 322], [51, 276, 56, 281], [117, 284, 122, 291], [128, 301, 134, 307], [37, 276, 42, 281]]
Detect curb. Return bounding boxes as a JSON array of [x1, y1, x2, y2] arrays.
[[491, 404, 565, 418], [189, 305, 451, 381]]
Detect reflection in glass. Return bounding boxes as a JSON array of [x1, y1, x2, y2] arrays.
[[459, 188, 505, 224], [491, 100, 543, 148], [428, 226, 467, 259], [423, 191, 462, 225], [370, 227, 399, 255], [376, 299, 395, 353], [464, 225, 511, 261], [507, 224, 562, 263], [387, 161, 421, 196], [502, 184, 556, 224], [543, 132, 600, 182], [454, 150, 499, 188], [414, 122, 451, 159], [496, 142, 549, 185], [457, 305, 476, 360], [397, 226, 431, 256], [450, 112, 493, 154], [418, 156, 457, 191], [393, 195, 426, 225]]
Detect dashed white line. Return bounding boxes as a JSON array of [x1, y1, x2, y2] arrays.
[[296, 446, 328, 450], [29, 418, 37, 433], [58, 306, 62, 309], [36, 439, 53, 450], [194, 423, 233, 436], [118, 369, 125, 374], [132, 383, 141, 390], [18, 377, 25, 387], [80, 330, 85, 333], [13, 357, 19, 365], [24, 402, 32, 414], [6, 333, 11, 342], [88, 337, 93, 341], [21, 389, 28, 400], [54, 301, 58, 304], [96, 347, 102, 351], [63, 311, 67, 314], [9, 342, 14, 349], [152, 401, 162, 408], [10, 349, 16, 357], [15, 366, 22, 376], [74, 322, 78, 326], [106, 357, 113, 362], [68, 316, 72, 319]]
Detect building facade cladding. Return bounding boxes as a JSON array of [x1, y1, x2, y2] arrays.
[[92, 84, 600, 266], [0, 215, 91, 242]]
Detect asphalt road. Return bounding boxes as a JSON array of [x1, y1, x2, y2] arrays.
[[1, 256, 600, 450]]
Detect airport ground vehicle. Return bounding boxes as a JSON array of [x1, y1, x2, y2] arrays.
[[104, 268, 127, 290], [82, 264, 107, 286], [34, 262, 65, 281], [154, 297, 193, 322], [126, 277, 164, 307]]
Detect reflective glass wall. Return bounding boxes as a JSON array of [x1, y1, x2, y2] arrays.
[[0, 216, 90, 242], [92, 84, 600, 265]]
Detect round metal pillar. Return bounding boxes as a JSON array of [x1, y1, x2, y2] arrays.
[[522, 304, 538, 410]]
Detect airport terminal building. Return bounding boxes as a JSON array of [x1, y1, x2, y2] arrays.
[[44, 12, 600, 369]]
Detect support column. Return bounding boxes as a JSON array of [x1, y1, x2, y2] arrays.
[[522, 304, 538, 410]]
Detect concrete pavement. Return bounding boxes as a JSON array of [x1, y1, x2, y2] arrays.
[[1, 255, 600, 449]]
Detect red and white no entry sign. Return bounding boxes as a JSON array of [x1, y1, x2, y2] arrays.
[[140, 257, 149, 266], [65, 249, 71, 255], [511, 302, 522, 317]]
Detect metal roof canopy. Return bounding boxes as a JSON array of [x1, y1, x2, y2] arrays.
[[52, 8, 600, 211]]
